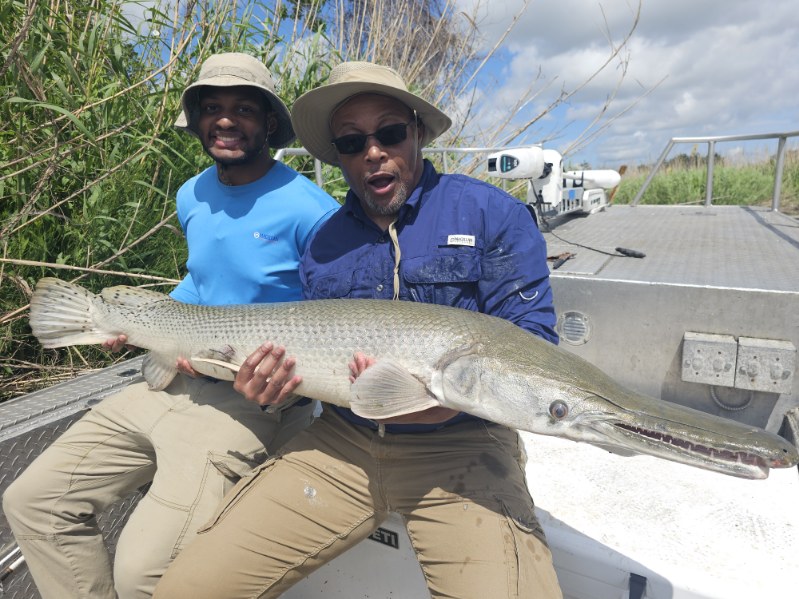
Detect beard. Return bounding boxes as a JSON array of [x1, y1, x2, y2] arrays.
[[359, 176, 410, 218]]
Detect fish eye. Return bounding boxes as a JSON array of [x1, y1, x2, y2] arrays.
[[549, 400, 569, 420]]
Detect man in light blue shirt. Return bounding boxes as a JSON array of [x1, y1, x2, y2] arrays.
[[3, 53, 338, 599]]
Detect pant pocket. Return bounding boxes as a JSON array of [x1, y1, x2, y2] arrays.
[[195, 458, 277, 535], [495, 493, 561, 599], [169, 452, 271, 557], [496, 493, 548, 547], [208, 449, 267, 489]]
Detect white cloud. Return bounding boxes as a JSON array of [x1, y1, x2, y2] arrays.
[[453, 0, 799, 166]]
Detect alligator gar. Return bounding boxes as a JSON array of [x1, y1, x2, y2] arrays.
[[28, 277, 798, 479]]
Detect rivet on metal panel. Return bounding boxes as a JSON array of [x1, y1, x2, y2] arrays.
[[734, 337, 796, 394], [681, 332, 737, 388]]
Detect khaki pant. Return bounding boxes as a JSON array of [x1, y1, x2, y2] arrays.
[[2, 376, 314, 599], [155, 408, 562, 599]]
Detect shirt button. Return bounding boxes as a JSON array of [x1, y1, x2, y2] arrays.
[[376, 284, 384, 292]]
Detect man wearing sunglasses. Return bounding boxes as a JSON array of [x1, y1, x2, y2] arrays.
[[155, 61, 562, 599]]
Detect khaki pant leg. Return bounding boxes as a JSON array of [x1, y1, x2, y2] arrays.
[[155, 412, 562, 599], [385, 421, 563, 599], [1, 380, 164, 599], [113, 378, 315, 599], [154, 408, 384, 599]]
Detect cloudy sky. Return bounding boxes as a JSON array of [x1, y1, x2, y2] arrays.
[[455, 0, 799, 168]]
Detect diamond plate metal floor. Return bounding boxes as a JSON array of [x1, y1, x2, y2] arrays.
[[544, 205, 799, 291], [0, 358, 146, 598]]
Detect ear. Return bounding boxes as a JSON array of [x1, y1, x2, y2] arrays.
[[266, 112, 278, 136], [415, 119, 426, 143]]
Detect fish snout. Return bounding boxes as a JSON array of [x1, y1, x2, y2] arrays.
[[771, 439, 799, 468]]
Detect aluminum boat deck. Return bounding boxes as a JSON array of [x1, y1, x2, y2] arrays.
[[543, 205, 799, 291]]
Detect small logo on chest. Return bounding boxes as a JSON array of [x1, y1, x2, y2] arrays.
[[253, 231, 278, 242], [447, 234, 475, 247]]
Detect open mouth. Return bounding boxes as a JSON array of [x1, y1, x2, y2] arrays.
[[613, 422, 767, 472], [366, 173, 395, 194], [212, 133, 244, 150]]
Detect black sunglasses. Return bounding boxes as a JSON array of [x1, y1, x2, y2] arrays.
[[331, 122, 413, 155]]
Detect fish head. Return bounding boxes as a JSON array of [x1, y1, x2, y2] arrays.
[[435, 351, 602, 437], [436, 350, 798, 480], [545, 388, 799, 480]]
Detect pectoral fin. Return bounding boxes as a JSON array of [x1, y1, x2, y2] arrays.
[[142, 353, 177, 390], [190, 358, 238, 381], [349, 360, 440, 419], [190, 346, 247, 381]]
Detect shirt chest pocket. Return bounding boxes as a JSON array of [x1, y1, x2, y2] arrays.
[[306, 271, 355, 299], [402, 250, 482, 305], [308, 265, 394, 299]]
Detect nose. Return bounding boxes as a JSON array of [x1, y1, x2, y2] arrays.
[[216, 113, 236, 128], [364, 138, 387, 161], [210, 107, 238, 128]]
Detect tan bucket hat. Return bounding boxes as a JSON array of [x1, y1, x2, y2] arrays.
[[174, 52, 295, 149], [291, 61, 452, 165]]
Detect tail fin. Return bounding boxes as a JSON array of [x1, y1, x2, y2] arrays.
[[29, 278, 114, 348]]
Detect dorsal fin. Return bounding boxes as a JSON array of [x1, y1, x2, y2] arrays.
[[100, 286, 170, 307]]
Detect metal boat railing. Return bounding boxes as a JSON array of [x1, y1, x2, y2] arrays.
[[631, 131, 799, 210], [281, 134, 799, 212]]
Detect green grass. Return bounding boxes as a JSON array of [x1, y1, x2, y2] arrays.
[[612, 152, 799, 214]]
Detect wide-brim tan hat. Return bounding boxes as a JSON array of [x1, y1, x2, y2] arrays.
[[174, 52, 295, 149], [291, 61, 452, 165]]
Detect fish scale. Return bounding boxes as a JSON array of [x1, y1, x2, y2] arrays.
[[28, 277, 799, 479]]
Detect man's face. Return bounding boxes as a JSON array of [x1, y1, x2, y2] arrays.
[[330, 94, 424, 226], [196, 86, 276, 166]]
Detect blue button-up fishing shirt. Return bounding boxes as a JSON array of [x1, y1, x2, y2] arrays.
[[300, 160, 558, 433]]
